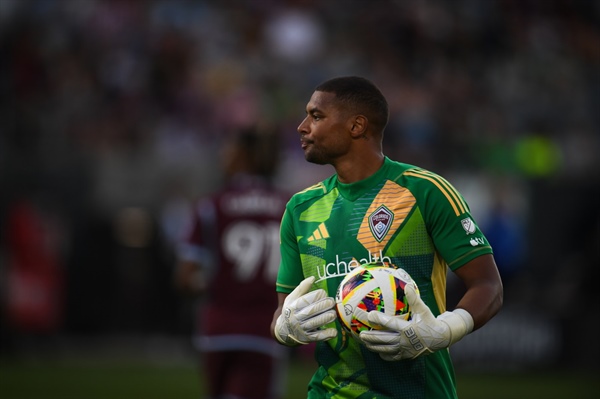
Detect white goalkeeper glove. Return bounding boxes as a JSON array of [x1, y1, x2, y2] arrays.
[[274, 276, 338, 346], [359, 284, 474, 361]]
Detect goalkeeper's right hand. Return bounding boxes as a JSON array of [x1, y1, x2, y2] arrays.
[[274, 276, 338, 345]]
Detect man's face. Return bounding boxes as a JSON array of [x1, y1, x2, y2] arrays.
[[297, 91, 352, 165]]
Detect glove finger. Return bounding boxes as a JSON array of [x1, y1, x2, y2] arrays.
[[359, 331, 401, 355], [367, 311, 411, 331], [380, 352, 407, 362], [352, 307, 371, 327], [294, 289, 329, 311], [295, 296, 335, 321], [286, 276, 316, 304], [405, 284, 434, 322], [306, 327, 337, 342], [359, 329, 402, 346], [300, 309, 337, 330]]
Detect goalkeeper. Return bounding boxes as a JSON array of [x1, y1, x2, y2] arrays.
[[271, 76, 503, 398]]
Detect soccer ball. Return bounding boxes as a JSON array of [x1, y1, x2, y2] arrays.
[[335, 261, 418, 340]]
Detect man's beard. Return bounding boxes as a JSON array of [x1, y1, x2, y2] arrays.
[[304, 148, 331, 165], [304, 143, 345, 166]]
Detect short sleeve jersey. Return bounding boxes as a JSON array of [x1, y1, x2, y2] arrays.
[[181, 176, 289, 339], [276, 157, 493, 399]]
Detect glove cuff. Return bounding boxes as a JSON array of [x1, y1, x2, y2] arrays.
[[274, 315, 306, 346], [274, 315, 293, 346], [439, 308, 474, 346], [274, 327, 290, 345]]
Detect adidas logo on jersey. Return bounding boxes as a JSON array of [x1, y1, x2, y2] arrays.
[[307, 223, 329, 242]]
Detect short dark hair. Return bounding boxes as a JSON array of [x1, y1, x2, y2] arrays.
[[315, 76, 389, 134]]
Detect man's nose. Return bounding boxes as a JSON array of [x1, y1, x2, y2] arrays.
[[297, 117, 308, 134]]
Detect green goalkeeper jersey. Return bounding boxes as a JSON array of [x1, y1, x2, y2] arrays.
[[276, 157, 493, 399]]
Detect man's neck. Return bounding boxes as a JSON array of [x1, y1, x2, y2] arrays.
[[334, 153, 385, 184]]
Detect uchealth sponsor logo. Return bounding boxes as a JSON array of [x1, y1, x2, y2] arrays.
[[315, 250, 392, 282]]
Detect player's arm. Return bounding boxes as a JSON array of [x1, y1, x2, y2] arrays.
[[175, 202, 213, 298], [359, 170, 503, 359], [360, 254, 503, 360], [453, 253, 503, 331], [271, 207, 337, 345]]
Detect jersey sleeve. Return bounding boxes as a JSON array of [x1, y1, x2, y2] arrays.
[[407, 169, 493, 271], [276, 205, 305, 294]]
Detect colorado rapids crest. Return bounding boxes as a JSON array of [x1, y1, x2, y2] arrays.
[[368, 205, 394, 242]]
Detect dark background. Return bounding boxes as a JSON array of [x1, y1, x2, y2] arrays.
[[0, 0, 598, 376]]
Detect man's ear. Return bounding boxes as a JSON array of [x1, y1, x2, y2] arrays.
[[349, 115, 368, 138]]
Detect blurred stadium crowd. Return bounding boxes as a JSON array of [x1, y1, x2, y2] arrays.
[[0, 0, 598, 369]]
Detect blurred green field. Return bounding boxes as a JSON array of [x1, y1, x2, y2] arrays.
[[0, 359, 598, 399]]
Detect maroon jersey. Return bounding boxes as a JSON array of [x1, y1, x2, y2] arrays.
[[180, 175, 288, 343]]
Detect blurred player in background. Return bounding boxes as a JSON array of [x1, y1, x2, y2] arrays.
[[177, 128, 290, 399], [271, 76, 503, 398]]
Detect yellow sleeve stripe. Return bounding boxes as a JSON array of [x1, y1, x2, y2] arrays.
[[403, 170, 467, 216], [276, 282, 296, 292], [297, 182, 326, 195]]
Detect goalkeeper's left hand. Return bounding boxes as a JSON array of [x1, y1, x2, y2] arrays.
[[358, 284, 474, 361]]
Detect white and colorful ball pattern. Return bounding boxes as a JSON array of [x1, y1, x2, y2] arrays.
[[335, 261, 418, 340]]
